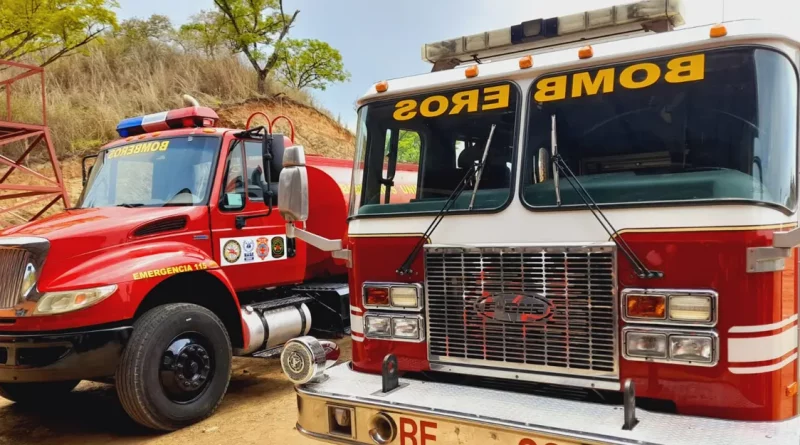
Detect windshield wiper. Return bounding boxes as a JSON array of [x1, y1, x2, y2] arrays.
[[549, 114, 663, 280], [397, 124, 497, 276], [116, 203, 145, 208]]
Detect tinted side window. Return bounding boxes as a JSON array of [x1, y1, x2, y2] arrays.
[[221, 144, 245, 210]]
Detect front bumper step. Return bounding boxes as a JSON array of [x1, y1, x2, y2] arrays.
[[297, 362, 800, 445]]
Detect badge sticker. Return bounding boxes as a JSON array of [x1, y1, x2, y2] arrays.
[[219, 236, 286, 266], [271, 237, 285, 258], [222, 240, 242, 264], [256, 237, 269, 260], [243, 239, 255, 262]]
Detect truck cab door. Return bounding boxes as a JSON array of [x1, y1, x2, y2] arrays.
[[210, 137, 306, 291]]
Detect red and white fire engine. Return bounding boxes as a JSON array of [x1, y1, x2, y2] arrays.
[[0, 101, 416, 430], [277, 1, 800, 443]]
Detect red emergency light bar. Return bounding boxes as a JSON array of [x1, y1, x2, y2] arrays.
[[116, 106, 220, 137]]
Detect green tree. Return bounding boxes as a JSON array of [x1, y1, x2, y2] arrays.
[[397, 130, 420, 164], [0, 0, 117, 67], [275, 38, 350, 91], [208, 0, 299, 94], [176, 11, 227, 58], [115, 14, 173, 44]]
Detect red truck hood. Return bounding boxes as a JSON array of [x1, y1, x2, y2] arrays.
[[0, 207, 199, 256]]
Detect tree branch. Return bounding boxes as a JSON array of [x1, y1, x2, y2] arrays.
[[40, 27, 106, 67], [214, 0, 262, 73], [262, 2, 298, 74]]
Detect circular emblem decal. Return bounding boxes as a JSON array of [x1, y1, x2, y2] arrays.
[[256, 237, 269, 260], [287, 350, 306, 374], [223, 240, 242, 264], [271, 237, 285, 258], [243, 239, 255, 253]]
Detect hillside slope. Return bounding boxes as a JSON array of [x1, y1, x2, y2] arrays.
[[217, 96, 354, 159]]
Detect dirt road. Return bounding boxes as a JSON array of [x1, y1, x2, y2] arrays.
[[0, 341, 351, 445]]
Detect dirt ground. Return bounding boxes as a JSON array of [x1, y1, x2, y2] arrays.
[[0, 341, 351, 445]]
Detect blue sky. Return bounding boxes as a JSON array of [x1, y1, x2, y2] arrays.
[[116, 0, 787, 130]]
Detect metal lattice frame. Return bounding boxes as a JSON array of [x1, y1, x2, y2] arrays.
[[0, 59, 70, 222]]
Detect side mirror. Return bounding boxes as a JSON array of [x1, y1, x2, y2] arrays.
[[81, 154, 98, 186], [278, 145, 309, 222], [536, 147, 550, 183]]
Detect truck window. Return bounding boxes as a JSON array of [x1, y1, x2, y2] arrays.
[[350, 81, 519, 216], [522, 47, 798, 212], [78, 136, 220, 208], [221, 143, 245, 210], [243, 141, 272, 203]]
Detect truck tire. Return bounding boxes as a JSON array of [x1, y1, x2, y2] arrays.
[[116, 303, 232, 431], [0, 380, 80, 404]]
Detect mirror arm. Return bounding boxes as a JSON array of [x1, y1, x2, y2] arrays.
[[745, 227, 800, 273], [285, 223, 351, 267]]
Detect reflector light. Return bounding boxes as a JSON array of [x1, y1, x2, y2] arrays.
[[116, 106, 220, 138], [421, 0, 684, 65]]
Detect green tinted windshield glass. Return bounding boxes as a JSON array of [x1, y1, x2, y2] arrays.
[[78, 136, 219, 208], [523, 47, 798, 211], [350, 82, 519, 216]]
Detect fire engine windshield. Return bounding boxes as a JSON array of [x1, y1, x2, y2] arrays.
[[523, 47, 798, 212], [77, 136, 219, 208], [349, 81, 519, 216]]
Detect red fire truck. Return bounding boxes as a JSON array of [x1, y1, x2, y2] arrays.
[[278, 1, 800, 443], [0, 103, 417, 430]]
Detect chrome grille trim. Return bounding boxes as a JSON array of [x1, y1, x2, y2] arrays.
[[0, 248, 29, 309], [424, 244, 618, 381], [0, 237, 49, 313]]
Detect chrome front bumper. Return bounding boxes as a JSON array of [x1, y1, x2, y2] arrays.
[[296, 362, 800, 445]]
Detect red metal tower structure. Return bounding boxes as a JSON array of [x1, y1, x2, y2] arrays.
[[0, 59, 70, 223]]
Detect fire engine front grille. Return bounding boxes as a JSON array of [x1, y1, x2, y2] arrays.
[[425, 245, 617, 377], [0, 248, 29, 309]]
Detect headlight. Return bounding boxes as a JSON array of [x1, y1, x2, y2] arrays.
[[392, 317, 420, 339], [364, 316, 391, 337], [625, 331, 667, 358], [669, 335, 713, 363], [390, 287, 419, 308], [20, 263, 37, 297], [34, 285, 117, 315], [669, 296, 712, 322]]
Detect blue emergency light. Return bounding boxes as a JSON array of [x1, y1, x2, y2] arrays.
[[116, 106, 220, 138]]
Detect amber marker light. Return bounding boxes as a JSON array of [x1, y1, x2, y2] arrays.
[[626, 294, 667, 319]]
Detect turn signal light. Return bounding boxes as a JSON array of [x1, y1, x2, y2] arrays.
[[626, 294, 666, 319], [366, 287, 390, 306]]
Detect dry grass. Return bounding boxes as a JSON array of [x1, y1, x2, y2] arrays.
[[1, 38, 322, 161], [0, 37, 354, 228]]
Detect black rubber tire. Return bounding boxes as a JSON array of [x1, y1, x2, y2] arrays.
[[116, 303, 232, 431], [0, 380, 80, 404]]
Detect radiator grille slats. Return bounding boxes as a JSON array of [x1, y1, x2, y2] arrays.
[[0, 248, 29, 309], [425, 245, 617, 376]]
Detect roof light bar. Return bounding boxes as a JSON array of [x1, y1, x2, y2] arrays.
[[116, 106, 220, 138], [422, 0, 684, 68]]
